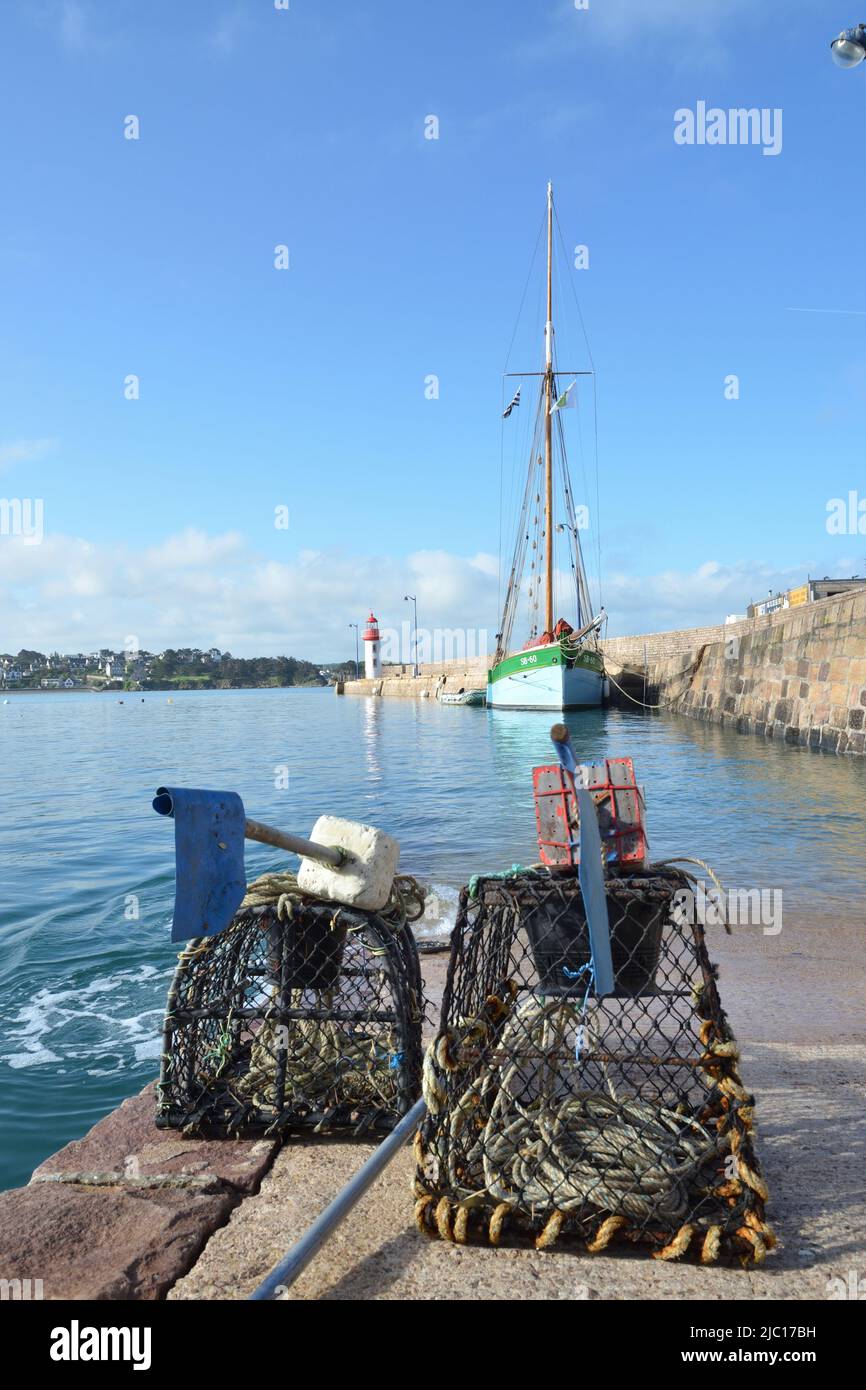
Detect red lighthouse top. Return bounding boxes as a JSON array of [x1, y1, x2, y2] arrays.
[[363, 612, 380, 642]]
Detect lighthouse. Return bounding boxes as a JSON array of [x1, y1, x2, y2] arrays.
[[363, 611, 382, 679]]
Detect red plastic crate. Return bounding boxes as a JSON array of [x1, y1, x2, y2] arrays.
[[533, 757, 647, 869]]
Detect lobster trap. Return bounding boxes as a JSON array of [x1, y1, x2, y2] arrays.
[[415, 866, 774, 1266], [157, 881, 424, 1138]]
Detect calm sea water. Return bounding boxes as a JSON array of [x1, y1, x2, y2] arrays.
[[1, 686, 864, 1191]]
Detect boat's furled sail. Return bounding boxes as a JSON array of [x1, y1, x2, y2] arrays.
[[491, 184, 604, 711]]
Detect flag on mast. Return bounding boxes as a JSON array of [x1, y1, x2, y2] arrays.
[[502, 386, 521, 418], [550, 379, 578, 413]]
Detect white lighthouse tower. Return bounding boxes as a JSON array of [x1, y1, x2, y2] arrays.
[[363, 611, 383, 679]]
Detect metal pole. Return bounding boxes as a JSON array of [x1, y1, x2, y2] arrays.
[[249, 1097, 426, 1300], [244, 817, 345, 869], [404, 594, 418, 677], [544, 180, 554, 636], [349, 623, 359, 681]]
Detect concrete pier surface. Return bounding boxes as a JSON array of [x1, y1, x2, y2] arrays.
[[3, 910, 861, 1301], [167, 915, 866, 1302]]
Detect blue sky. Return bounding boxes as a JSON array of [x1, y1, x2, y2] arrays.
[[1, 0, 865, 658]]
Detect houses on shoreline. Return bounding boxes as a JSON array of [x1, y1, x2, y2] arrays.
[[0, 647, 353, 691]]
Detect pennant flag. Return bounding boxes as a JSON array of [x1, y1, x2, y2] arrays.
[[502, 386, 521, 419], [550, 379, 578, 413]]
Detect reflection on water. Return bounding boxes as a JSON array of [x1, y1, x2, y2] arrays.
[[361, 696, 384, 780], [0, 686, 864, 1189]]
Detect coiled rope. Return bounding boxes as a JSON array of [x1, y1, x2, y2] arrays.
[[416, 859, 774, 1262], [422, 995, 721, 1225]]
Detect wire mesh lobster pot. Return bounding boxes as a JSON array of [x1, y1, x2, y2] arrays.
[[157, 896, 424, 1138], [523, 878, 664, 997], [415, 867, 773, 1266]]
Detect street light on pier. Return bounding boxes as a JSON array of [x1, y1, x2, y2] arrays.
[[348, 623, 359, 681], [830, 23, 866, 67], [404, 594, 419, 677]]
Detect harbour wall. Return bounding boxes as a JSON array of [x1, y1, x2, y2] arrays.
[[337, 655, 488, 700], [603, 589, 866, 755]]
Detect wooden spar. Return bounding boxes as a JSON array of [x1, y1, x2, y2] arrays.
[[244, 816, 345, 868], [544, 181, 554, 635]]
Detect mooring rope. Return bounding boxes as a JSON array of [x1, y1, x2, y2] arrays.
[[604, 652, 705, 711]]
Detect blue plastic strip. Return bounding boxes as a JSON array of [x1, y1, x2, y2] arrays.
[[576, 786, 615, 996], [153, 786, 247, 942]]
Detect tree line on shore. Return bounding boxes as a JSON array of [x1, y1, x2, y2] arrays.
[[1, 647, 357, 690]]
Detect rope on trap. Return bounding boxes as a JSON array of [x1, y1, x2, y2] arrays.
[[158, 870, 427, 1138], [413, 865, 776, 1266]]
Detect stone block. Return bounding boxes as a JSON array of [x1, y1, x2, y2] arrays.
[[31, 1086, 277, 1195], [0, 1180, 234, 1300]]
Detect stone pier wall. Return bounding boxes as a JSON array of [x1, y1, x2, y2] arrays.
[[338, 655, 488, 700], [603, 590, 866, 755]]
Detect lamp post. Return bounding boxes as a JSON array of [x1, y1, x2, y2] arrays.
[[404, 594, 419, 677], [348, 623, 359, 681], [830, 23, 866, 66]]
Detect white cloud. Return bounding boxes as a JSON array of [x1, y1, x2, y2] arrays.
[[59, 0, 87, 50], [207, 10, 246, 56], [0, 525, 845, 657], [516, 0, 765, 66], [0, 438, 58, 470], [601, 558, 823, 635], [53, 1, 110, 54], [588, 0, 753, 36], [0, 527, 501, 659]]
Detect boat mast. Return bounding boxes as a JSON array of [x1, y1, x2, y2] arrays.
[[544, 181, 554, 635]]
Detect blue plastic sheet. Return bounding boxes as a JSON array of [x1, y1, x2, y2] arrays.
[[153, 787, 247, 942]]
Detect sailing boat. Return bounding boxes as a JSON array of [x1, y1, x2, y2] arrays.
[[487, 183, 606, 712]]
